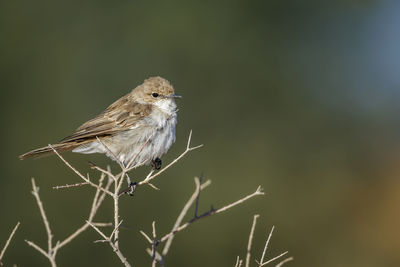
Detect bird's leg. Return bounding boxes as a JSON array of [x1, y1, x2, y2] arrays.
[[151, 157, 162, 170], [122, 163, 137, 196]]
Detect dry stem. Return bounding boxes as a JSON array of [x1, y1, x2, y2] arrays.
[[161, 177, 211, 256], [141, 178, 264, 264], [0, 222, 20, 265], [275, 257, 294, 267], [246, 214, 260, 267], [26, 174, 111, 267], [159, 185, 264, 243], [138, 130, 203, 187], [87, 221, 131, 267]]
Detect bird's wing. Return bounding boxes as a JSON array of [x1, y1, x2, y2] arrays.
[[60, 95, 153, 143]]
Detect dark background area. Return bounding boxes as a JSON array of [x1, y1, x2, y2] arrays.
[[1, 1, 400, 266]]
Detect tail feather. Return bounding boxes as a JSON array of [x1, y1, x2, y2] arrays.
[[19, 142, 81, 160]]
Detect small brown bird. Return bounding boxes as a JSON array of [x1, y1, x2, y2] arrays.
[[19, 76, 180, 169]]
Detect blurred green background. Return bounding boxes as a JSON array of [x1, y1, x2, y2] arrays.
[[1, 0, 400, 266]]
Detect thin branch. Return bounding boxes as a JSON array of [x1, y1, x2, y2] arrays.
[[92, 222, 114, 228], [52, 182, 89, 189], [86, 221, 131, 267], [245, 214, 259, 267], [160, 185, 264, 243], [30, 178, 53, 255], [138, 130, 203, 187], [145, 248, 164, 267], [0, 222, 20, 263], [25, 240, 54, 265], [260, 252, 289, 266], [215, 186, 264, 215], [162, 177, 211, 256], [259, 226, 275, 266], [89, 162, 117, 182], [110, 220, 124, 241], [151, 221, 157, 267], [275, 257, 293, 267], [140, 231, 153, 244], [235, 256, 243, 267], [86, 221, 109, 241], [49, 145, 113, 197], [56, 174, 112, 251]]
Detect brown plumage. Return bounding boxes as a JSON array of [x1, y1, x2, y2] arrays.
[[19, 76, 179, 166]]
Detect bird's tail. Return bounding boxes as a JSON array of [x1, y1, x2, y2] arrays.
[[19, 142, 81, 160]]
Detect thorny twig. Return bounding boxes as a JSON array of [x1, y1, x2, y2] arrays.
[[140, 177, 264, 264], [26, 174, 112, 267]]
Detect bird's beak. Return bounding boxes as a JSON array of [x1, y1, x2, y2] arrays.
[[169, 93, 182, 98]]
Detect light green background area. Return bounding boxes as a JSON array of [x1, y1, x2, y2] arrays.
[[1, 1, 400, 266]]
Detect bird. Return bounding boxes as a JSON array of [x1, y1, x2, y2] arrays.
[[19, 76, 180, 170]]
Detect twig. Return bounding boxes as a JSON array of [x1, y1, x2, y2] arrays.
[[259, 252, 289, 266], [275, 257, 293, 267], [138, 130, 203, 187], [215, 186, 264, 215], [151, 221, 157, 267], [27, 173, 112, 266], [235, 256, 243, 267], [26, 178, 57, 267], [160, 185, 264, 243], [245, 215, 259, 267], [86, 221, 131, 267], [49, 145, 113, 197], [25, 240, 54, 264], [253, 224, 291, 267], [145, 248, 164, 267], [55, 174, 112, 251], [0, 222, 20, 264], [259, 226, 274, 266], [53, 182, 89, 189], [31, 178, 53, 256], [161, 177, 211, 256]]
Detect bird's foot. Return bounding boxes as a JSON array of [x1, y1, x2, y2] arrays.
[[118, 182, 137, 196], [127, 182, 137, 196], [151, 158, 162, 170]]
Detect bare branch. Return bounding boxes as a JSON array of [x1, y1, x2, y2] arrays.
[[162, 177, 211, 256], [49, 145, 113, 197], [140, 231, 153, 244], [160, 185, 264, 243], [52, 182, 89, 189], [31, 178, 53, 254], [258, 226, 274, 266], [215, 186, 264, 215], [0, 222, 20, 263], [25, 240, 55, 266], [151, 221, 157, 267], [245, 214, 260, 267], [275, 257, 294, 267], [260, 252, 289, 266], [110, 220, 124, 241], [235, 256, 243, 267], [138, 130, 203, 187], [86, 221, 131, 267], [145, 248, 163, 267]]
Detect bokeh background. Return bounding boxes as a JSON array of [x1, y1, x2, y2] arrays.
[[1, 1, 400, 266]]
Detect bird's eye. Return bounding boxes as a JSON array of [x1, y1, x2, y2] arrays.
[[152, 93, 159, 98]]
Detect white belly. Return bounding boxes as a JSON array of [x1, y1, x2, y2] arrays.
[[73, 108, 177, 167]]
